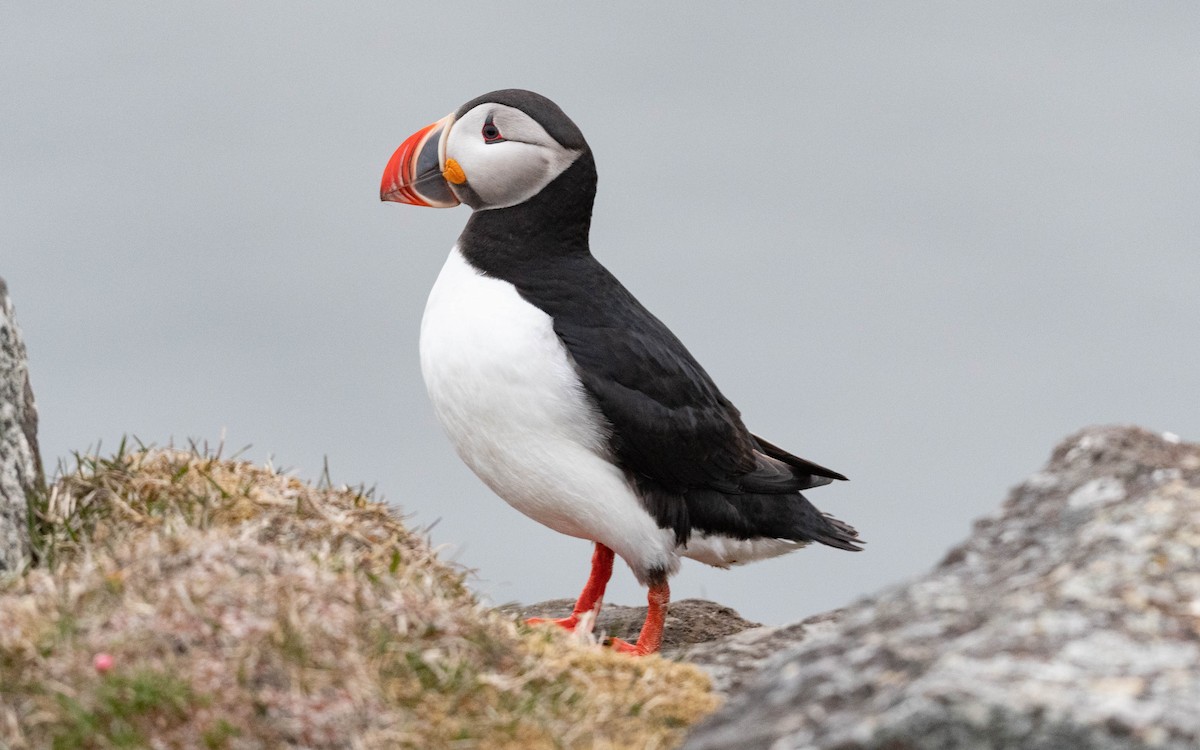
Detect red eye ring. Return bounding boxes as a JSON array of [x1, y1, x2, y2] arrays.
[[482, 115, 504, 143]]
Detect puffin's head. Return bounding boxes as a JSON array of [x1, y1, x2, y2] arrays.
[[381, 89, 588, 211]]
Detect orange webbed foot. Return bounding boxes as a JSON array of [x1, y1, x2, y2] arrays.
[[606, 636, 653, 656], [605, 580, 669, 656], [526, 614, 582, 631], [525, 544, 614, 636]]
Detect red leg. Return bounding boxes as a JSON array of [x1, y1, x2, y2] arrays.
[[527, 543, 614, 633], [609, 580, 669, 656]]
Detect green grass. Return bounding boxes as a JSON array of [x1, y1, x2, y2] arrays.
[[51, 669, 198, 749]]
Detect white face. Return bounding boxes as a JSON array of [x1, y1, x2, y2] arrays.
[[445, 103, 583, 210]]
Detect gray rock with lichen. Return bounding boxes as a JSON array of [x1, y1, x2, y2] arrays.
[[685, 425, 1200, 750], [1, 277, 42, 575], [677, 609, 842, 695]]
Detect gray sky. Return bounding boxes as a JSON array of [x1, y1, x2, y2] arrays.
[[4, 3, 1198, 624]]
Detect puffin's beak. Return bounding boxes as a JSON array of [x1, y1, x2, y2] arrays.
[[380, 113, 460, 208]]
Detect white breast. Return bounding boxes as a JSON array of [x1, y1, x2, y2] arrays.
[[419, 247, 678, 583]]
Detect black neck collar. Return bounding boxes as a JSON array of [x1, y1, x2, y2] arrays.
[[458, 150, 597, 278]]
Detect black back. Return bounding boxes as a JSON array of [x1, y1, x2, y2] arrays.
[[456, 93, 860, 552]]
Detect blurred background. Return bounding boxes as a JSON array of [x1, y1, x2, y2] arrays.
[[3, 3, 1197, 623]]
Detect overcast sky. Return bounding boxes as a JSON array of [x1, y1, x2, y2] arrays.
[[4, 3, 1198, 624]]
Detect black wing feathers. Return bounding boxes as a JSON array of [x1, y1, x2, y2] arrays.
[[455, 150, 860, 552], [521, 257, 859, 550], [751, 433, 849, 484]]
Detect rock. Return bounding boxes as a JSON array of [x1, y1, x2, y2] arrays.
[[506, 597, 760, 655], [0, 277, 42, 575], [685, 426, 1200, 750], [511, 596, 834, 695], [678, 609, 842, 695]]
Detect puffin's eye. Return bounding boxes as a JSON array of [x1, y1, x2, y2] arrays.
[[482, 115, 504, 143]]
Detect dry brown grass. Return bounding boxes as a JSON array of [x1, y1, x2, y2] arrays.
[[1, 444, 718, 749]]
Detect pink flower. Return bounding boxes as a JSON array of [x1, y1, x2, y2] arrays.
[[93, 653, 114, 673]]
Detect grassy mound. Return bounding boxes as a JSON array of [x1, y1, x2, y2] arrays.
[[1, 445, 717, 749]]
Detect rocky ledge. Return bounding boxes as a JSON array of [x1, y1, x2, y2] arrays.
[[0, 277, 42, 575], [680, 426, 1200, 749]]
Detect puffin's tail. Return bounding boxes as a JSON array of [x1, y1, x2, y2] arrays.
[[810, 509, 863, 552], [681, 487, 864, 551], [785, 492, 863, 552]]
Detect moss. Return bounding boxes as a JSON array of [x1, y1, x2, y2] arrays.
[[50, 669, 198, 749], [201, 719, 241, 749]]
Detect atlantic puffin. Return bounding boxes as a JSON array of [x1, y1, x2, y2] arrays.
[[381, 89, 861, 655]]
